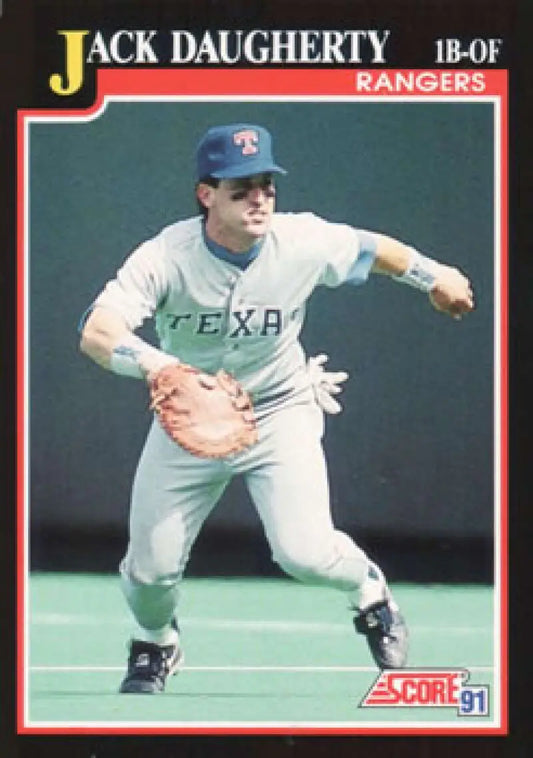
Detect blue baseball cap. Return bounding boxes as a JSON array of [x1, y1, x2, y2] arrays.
[[195, 123, 287, 180]]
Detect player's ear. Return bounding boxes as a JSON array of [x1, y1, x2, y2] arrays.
[[196, 182, 215, 211]]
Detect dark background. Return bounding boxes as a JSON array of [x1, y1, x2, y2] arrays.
[[28, 100, 496, 581], [2, 0, 526, 754]]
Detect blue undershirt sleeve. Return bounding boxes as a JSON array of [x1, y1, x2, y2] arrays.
[[345, 230, 378, 286]]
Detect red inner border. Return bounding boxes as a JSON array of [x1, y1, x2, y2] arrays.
[[16, 67, 509, 737]]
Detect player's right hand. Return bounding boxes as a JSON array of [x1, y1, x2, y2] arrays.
[[429, 265, 475, 320]]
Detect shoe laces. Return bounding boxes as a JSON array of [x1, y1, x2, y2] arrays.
[[355, 601, 397, 637], [128, 641, 175, 681]]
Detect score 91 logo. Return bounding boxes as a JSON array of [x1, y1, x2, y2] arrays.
[[361, 670, 490, 716]]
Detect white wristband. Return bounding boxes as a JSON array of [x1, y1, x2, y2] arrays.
[[110, 333, 178, 379], [393, 248, 438, 292]]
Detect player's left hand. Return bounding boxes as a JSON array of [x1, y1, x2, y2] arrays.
[[307, 354, 348, 414], [429, 265, 475, 320]]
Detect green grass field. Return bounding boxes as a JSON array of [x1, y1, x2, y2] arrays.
[[25, 573, 499, 731]]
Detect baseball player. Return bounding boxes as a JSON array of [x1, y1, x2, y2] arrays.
[[79, 123, 474, 694]]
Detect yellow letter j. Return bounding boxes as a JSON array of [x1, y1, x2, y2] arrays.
[[49, 30, 89, 96]]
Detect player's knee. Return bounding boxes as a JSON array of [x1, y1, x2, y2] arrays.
[[272, 530, 369, 586], [273, 546, 330, 584], [120, 554, 182, 587]]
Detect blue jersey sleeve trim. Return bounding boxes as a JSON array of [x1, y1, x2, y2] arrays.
[[77, 304, 94, 334], [346, 231, 377, 286]]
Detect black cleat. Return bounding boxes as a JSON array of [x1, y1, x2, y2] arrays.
[[119, 634, 184, 694], [354, 600, 409, 669]]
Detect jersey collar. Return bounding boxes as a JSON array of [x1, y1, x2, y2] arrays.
[[202, 223, 264, 271]]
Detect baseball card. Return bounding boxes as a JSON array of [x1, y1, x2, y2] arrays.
[[2, 0, 525, 755]]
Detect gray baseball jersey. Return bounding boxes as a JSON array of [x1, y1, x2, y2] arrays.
[[94, 212, 376, 404]]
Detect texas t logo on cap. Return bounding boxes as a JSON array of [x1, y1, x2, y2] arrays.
[[233, 129, 259, 156], [196, 123, 287, 180]]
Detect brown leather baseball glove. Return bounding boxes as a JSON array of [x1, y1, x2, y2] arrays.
[[149, 363, 257, 458]]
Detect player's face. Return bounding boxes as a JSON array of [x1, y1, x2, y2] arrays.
[[199, 173, 276, 252]]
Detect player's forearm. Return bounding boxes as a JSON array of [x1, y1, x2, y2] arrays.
[[371, 234, 422, 277], [370, 233, 474, 318], [80, 307, 130, 369], [80, 306, 177, 379]]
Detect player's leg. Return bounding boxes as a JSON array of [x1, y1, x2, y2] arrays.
[[242, 402, 408, 668], [119, 419, 230, 692], [243, 403, 367, 590]]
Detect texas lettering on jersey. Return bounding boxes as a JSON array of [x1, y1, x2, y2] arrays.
[[166, 307, 285, 337], [93, 214, 375, 394]]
